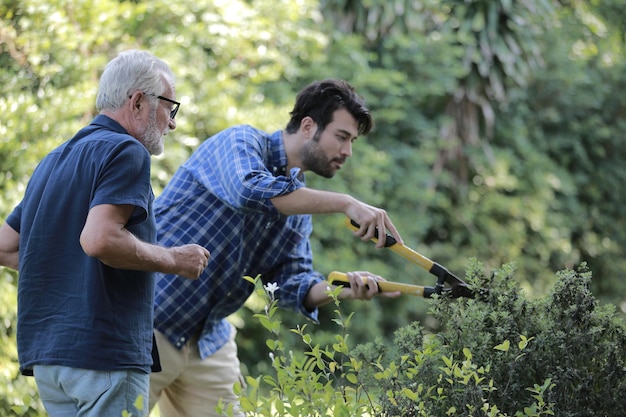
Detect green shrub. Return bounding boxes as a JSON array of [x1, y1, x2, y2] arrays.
[[417, 260, 626, 416], [224, 262, 626, 416]]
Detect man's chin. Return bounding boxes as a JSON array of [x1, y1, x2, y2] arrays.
[[149, 145, 164, 156], [311, 163, 339, 178]]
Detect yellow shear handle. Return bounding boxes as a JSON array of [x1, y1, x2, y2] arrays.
[[345, 218, 434, 271], [328, 271, 426, 297]]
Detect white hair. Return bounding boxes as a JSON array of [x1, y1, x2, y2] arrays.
[[95, 50, 175, 112]]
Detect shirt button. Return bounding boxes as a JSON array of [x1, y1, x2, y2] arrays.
[[180, 337, 186, 342]]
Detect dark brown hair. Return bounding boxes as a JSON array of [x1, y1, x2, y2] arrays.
[[285, 79, 373, 136]]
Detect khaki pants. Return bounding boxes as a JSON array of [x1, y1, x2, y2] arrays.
[[149, 327, 244, 417]]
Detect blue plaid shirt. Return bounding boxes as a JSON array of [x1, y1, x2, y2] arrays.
[[154, 125, 324, 359]]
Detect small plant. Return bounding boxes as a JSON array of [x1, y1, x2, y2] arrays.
[[218, 276, 379, 416]]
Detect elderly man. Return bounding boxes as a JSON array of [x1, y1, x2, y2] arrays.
[[0, 50, 209, 417]]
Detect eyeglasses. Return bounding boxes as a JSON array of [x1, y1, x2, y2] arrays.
[[145, 93, 180, 120]]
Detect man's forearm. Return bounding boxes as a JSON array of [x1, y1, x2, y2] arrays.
[[79, 204, 180, 274], [270, 188, 355, 216], [82, 226, 174, 272], [303, 281, 336, 310], [80, 204, 209, 279]]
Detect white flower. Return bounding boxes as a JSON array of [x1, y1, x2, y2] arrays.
[[264, 282, 280, 300]]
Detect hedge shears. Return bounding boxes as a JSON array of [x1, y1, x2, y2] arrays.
[[328, 218, 473, 299]]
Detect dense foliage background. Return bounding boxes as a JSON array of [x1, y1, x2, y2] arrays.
[[1, 0, 624, 415]]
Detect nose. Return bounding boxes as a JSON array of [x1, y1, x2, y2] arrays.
[[168, 118, 177, 130], [341, 140, 352, 157]]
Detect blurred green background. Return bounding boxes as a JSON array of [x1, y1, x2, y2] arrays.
[[1, 0, 625, 415]]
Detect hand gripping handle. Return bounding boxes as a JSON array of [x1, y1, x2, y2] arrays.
[[328, 271, 439, 298]]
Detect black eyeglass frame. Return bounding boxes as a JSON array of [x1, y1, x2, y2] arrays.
[[145, 92, 180, 120]]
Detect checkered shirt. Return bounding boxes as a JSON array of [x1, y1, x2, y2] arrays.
[[153, 125, 324, 359]]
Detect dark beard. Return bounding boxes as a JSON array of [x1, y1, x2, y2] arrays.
[[300, 131, 342, 178]]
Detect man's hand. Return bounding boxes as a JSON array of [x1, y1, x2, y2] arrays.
[[168, 244, 210, 280], [345, 199, 403, 248], [340, 271, 401, 300], [304, 271, 400, 310]]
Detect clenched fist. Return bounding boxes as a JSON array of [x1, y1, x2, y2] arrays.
[[169, 244, 210, 279]]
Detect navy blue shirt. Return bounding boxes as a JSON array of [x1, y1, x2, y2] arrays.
[[7, 115, 157, 375], [154, 125, 324, 359]]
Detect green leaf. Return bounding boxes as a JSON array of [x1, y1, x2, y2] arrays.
[[462, 347, 472, 360], [494, 340, 510, 352]]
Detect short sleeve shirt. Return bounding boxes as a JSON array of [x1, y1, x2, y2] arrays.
[[7, 115, 157, 375]]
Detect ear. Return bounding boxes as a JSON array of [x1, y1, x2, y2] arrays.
[[128, 91, 145, 116], [300, 116, 317, 139]]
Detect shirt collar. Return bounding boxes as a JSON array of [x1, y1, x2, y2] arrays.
[[90, 114, 130, 135]]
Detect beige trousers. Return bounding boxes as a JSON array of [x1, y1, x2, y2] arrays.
[[149, 327, 244, 417]]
